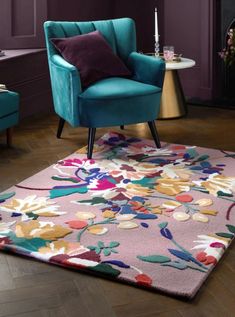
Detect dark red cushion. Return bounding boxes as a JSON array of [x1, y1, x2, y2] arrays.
[[51, 30, 131, 88]]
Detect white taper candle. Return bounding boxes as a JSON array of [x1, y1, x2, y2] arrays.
[[155, 8, 159, 43]]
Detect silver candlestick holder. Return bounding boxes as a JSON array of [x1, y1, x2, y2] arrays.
[[154, 35, 160, 57]]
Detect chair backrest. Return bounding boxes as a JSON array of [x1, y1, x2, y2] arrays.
[[44, 18, 137, 63]]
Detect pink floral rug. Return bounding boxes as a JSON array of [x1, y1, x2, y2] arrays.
[[0, 132, 235, 298]]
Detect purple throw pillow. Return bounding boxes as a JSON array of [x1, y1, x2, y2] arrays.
[[51, 30, 131, 88]]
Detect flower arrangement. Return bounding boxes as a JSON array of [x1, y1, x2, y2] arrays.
[[219, 28, 235, 66]]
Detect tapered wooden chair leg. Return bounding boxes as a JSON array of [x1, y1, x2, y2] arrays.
[[87, 128, 96, 159], [6, 127, 13, 147], [148, 121, 161, 148], [57, 118, 65, 138]]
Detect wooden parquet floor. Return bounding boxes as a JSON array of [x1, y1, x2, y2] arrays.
[[0, 105, 235, 317]]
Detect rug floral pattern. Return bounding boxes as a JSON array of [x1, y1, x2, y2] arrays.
[[0, 132, 234, 298]]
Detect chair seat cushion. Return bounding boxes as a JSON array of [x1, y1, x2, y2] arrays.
[[80, 77, 161, 100], [51, 31, 131, 88], [78, 78, 162, 128]]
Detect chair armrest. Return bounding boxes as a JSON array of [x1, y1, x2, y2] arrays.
[[127, 52, 165, 88], [49, 55, 82, 126]]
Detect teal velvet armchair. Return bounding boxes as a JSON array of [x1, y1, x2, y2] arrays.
[[44, 18, 165, 158]]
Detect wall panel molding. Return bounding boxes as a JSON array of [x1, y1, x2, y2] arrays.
[[198, 0, 215, 99], [0, 0, 47, 49], [163, 0, 217, 100]]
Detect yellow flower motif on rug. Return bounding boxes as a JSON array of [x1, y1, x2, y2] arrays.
[[0, 195, 66, 218], [124, 183, 155, 198], [105, 159, 157, 181], [38, 240, 88, 257], [195, 174, 235, 196], [155, 178, 195, 196], [159, 163, 194, 180], [15, 220, 72, 240]]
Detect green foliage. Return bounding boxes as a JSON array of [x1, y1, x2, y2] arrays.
[[0, 192, 15, 201], [158, 222, 168, 229], [78, 197, 107, 205], [226, 224, 235, 234], [7, 232, 49, 252], [90, 263, 120, 277], [87, 241, 120, 256], [215, 232, 234, 239], [137, 255, 171, 263], [50, 186, 88, 198]]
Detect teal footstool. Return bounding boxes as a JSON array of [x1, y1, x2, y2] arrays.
[[0, 91, 19, 146]]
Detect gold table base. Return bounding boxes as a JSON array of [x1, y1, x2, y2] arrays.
[[159, 69, 187, 119]]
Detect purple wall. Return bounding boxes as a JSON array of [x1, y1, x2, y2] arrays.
[[47, 0, 164, 52], [163, 0, 216, 100], [113, 0, 164, 52], [47, 0, 113, 21]]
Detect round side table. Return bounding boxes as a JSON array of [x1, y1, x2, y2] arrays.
[[159, 57, 195, 119]]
